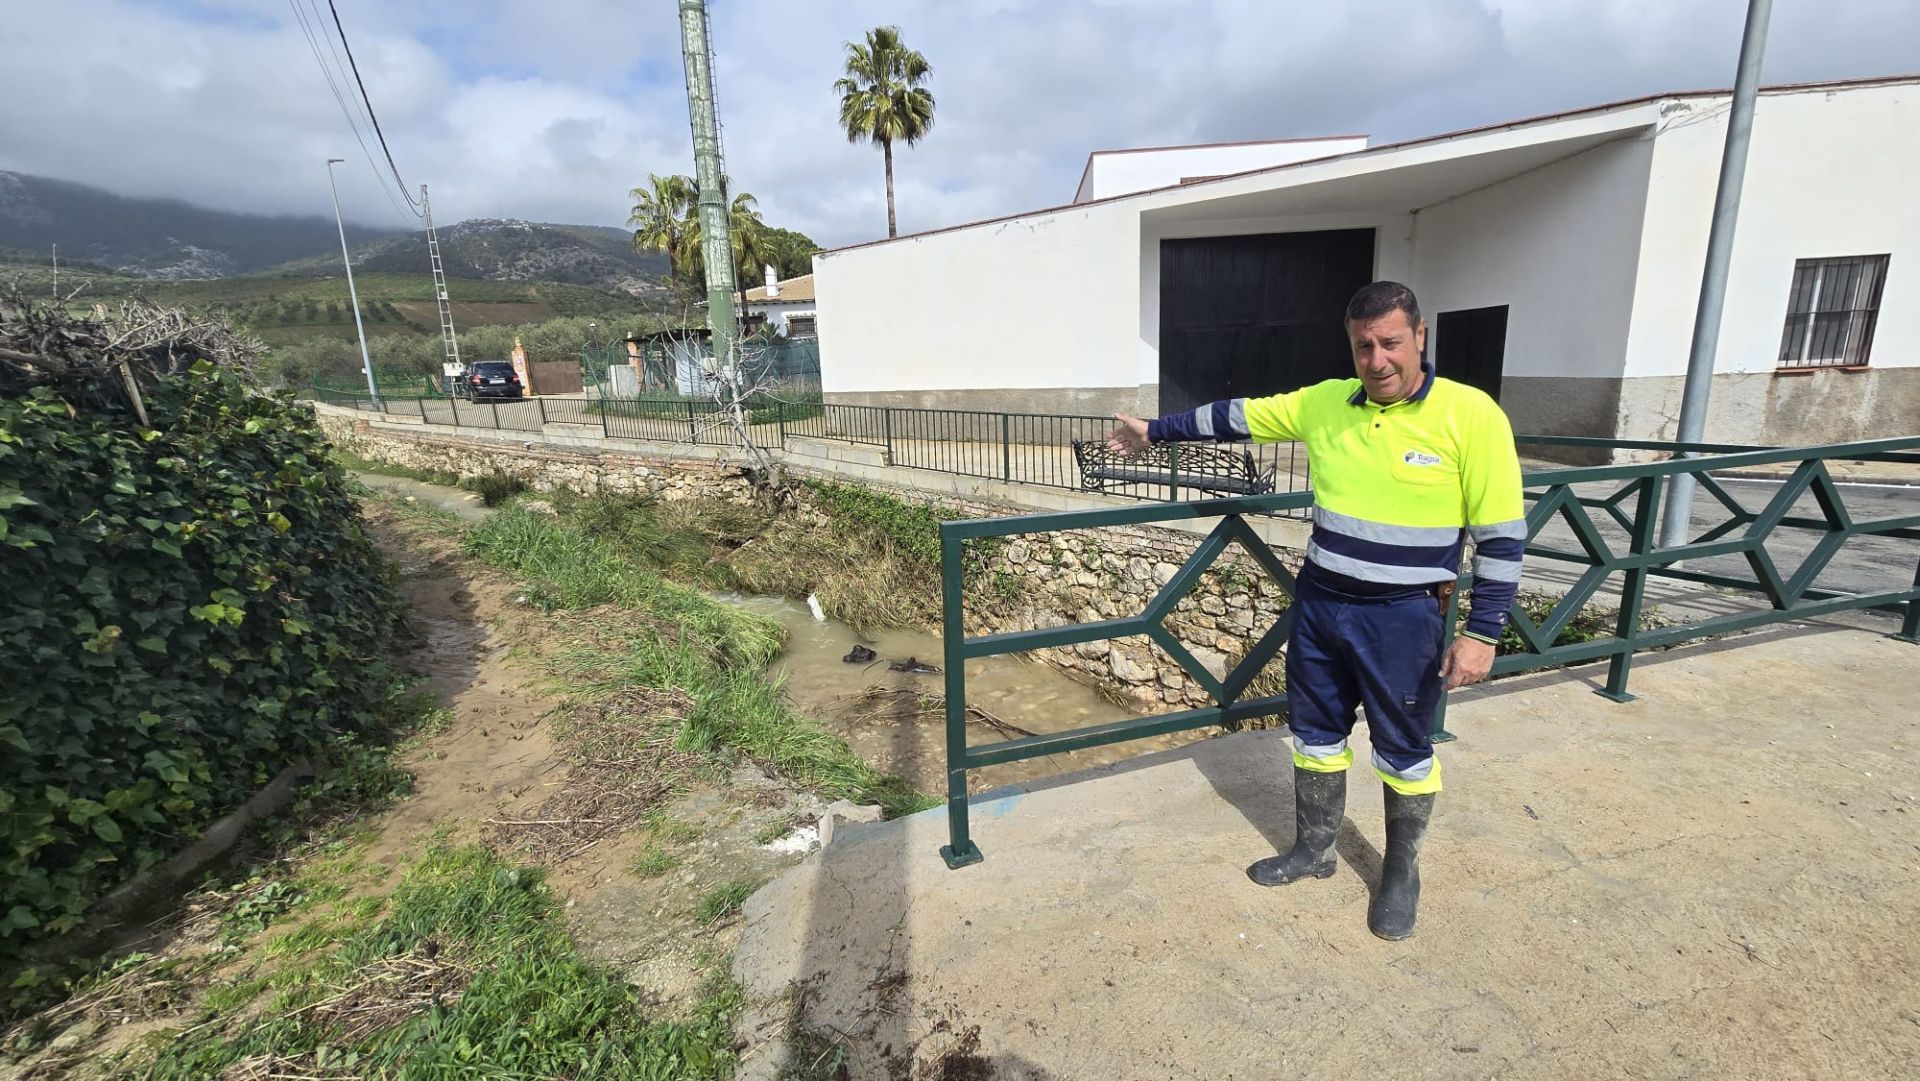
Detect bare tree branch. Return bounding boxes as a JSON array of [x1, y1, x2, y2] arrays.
[[1, 284, 265, 409]]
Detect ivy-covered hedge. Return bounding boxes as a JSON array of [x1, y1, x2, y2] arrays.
[[0, 363, 405, 965]]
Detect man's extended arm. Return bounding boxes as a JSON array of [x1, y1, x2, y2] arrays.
[[1107, 391, 1310, 454]]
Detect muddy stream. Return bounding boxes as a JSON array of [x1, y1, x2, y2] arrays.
[[355, 472, 1198, 795]]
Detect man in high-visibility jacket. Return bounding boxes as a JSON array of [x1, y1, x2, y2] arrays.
[[1106, 281, 1525, 940]]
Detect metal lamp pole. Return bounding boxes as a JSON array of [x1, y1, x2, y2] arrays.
[[1657, 0, 1773, 548], [325, 158, 379, 406]]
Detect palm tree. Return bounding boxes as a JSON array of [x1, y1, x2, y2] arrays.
[[627, 173, 696, 284], [833, 26, 935, 239]]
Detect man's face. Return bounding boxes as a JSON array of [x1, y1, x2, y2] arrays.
[[1348, 310, 1427, 403]]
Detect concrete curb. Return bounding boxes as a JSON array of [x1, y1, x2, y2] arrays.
[[1714, 469, 1920, 487]]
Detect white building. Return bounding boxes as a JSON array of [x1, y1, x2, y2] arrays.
[[744, 268, 817, 338], [814, 76, 1918, 453], [1074, 134, 1369, 202]]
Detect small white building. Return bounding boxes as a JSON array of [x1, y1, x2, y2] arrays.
[[814, 75, 1918, 452], [744, 269, 817, 338]]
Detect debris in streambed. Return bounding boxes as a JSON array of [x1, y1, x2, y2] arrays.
[[843, 644, 877, 664], [761, 821, 822, 855], [806, 592, 826, 622], [843, 687, 1037, 739], [888, 657, 941, 674]]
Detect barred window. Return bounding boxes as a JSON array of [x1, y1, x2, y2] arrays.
[[1776, 255, 1889, 369]]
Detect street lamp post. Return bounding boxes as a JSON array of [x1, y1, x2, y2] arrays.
[[325, 159, 379, 406], [1656, 0, 1773, 548]]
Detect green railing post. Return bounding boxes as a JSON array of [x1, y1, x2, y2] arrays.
[[1601, 473, 1665, 700], [1897, 559, 1920, 644], [600, 398, 611, 439], [537, 397, 547, 426], [1431, 578, 1465, 743], [777, 401, 787, 448], [418, 399, 428, 421], [1168, 442, 1181, 501], [1002, 414, 1012, 481], [883, 408, 894, 464], [687, 399, 699, 443], [450, 396, 460, 427], [939, 522, 982, 869], [491, 402, 501, 429]]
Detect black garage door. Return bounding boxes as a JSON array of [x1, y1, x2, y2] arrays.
[[1434, 305, 1508, 402], [1158, 229, 1375, 416]]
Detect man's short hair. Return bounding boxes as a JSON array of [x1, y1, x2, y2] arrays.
[[1345, 281, 1421, 327]]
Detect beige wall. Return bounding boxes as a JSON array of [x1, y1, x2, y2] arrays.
[[1613, 366, 1920, 447]]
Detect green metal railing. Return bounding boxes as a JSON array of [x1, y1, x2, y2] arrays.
[[935, 435, 1920, 868]]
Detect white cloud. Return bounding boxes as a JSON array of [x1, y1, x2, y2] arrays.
[[1, 0, 1915, 249]]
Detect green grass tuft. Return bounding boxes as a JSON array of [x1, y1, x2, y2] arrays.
[[693, 881, 756, 925], [630, 844, 681, 879], [461, 470, 529, 507], [641, 809, 701, 845], [465, 507, 784, 668], [146, 845, 740, 1080]]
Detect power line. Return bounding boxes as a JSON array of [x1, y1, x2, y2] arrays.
[[287, 0, 409, 222], [286, 0, 413, 224], [325, 0, 423, 215], [309, 0, 382, 145]]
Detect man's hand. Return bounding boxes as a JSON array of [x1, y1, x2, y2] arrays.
[[1440, 635, 1495, 690], [1107, 414, 1150, 456]]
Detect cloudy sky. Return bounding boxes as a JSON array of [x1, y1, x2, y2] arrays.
[[3, 0, 1916, 248]]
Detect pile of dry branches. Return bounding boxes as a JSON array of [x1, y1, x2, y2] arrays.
[[0, 285, 264, 416]]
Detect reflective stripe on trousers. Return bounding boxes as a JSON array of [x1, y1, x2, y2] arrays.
[[1285, 564, 1445, 795]]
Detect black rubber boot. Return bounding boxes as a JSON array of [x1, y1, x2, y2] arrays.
[[1368, 786, 1436, 941], [1247, 767, 1345, 886]]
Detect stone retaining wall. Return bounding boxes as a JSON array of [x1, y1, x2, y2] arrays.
[[317, 408, 1296, 711], [319, 411, 758, 503]]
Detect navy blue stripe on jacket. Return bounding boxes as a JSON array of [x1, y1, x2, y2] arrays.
[[1146, 399, 1251, 443]]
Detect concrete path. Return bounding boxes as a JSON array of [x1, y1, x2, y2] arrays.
[[734, 625, 1920, 1080]]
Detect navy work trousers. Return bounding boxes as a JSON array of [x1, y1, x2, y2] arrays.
[[1284, 564, 1446, 794]]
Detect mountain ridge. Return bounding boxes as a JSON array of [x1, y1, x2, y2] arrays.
[[0, 171, 666, 291]]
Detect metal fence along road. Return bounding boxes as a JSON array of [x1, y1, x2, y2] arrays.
[[308, 389, 1314, 509], [932, 435, 1920, 869]]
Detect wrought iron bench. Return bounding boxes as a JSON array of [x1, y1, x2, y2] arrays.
[[1070, 439, 1277, 497]]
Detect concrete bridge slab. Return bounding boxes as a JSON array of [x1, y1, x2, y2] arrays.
[[734, 625, 1920, 1080]]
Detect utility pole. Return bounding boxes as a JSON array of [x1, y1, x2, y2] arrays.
[[325, 159, 379, 405], [1657, 0, 1773, 549], [421, 184, 463, 393], [677, 0, 735, 368]]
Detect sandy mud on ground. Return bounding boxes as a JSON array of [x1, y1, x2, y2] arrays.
[[357, 503, 831, 1015], [358, 515, 564, 875]]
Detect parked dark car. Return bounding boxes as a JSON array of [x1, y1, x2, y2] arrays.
[[466, 361, 523, 399]]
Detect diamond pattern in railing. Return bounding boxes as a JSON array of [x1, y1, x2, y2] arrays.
[[1745, 460, 1853, 609], [1135, 514, 1298, 707]]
